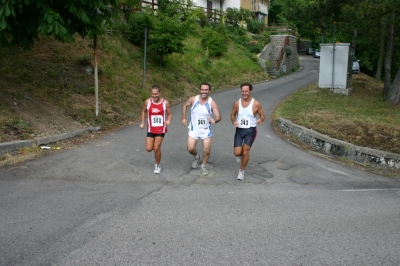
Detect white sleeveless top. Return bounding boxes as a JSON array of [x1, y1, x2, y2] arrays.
[[237, 98, 257, 128], [189, 95, 213, 130]]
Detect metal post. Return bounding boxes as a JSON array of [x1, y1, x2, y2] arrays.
[[331, 21, 336, 91], [94, 34, 99, 116], [142, 28, 148, 90]]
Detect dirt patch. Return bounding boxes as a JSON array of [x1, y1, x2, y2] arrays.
[[0, 90, 87, 142], [0, 79, 129, 166]]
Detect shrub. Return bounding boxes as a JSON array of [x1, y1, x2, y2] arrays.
[[246, 19, 266, 34], [127, 12, 155, 46], [201, 28, 228, 57], [246, 41, 264, 54], [193, 7, 208, 28]]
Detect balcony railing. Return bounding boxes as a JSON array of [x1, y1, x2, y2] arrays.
[[251, 3, 268, 15]]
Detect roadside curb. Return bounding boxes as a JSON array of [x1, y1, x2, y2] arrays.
[[277, 118, 400, 170], [0, 127, 101, 155]]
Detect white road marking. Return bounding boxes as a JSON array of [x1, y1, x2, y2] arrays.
[[338, 188, 398, 192], [326, 167, 350, 176]]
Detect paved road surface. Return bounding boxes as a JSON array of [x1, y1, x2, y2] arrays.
[[1, 56, 399, 265]]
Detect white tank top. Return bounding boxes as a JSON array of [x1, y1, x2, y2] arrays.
[[237, 98, 257, 128], [189, 95, 212, 130]]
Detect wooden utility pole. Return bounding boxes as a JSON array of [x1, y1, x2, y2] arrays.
[[94, 34, 99, 117]]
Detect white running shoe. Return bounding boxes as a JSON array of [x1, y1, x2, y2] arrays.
[[154, 164, 161, 174], [200, 164, 208, 175], [192, 154, 200, 169], [237, 170, 244, 180]]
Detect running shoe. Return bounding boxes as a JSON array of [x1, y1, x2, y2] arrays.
[[237, 170, 244, 180], [154, 164, 161, 174], [192, 154, 200, 169], [200, 165, 208, 175]]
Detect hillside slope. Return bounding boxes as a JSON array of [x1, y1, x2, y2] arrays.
[[0, 32, 267, 145]]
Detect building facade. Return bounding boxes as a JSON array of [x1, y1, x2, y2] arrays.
[[193, 0, 269, 25]]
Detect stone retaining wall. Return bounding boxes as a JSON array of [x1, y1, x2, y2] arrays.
[[278, 118, 400, 170]]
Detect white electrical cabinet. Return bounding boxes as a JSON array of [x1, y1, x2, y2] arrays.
[[319, 43, 353, 95]]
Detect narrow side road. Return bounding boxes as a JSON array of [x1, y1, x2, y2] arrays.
[[1, 56, 399, 265]]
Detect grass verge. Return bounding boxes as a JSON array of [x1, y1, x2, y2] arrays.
[[272, 73, 400, 155]]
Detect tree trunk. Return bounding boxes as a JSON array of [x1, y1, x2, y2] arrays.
[[375, 18, 385, 80], [351, 29, 357, 55], [387, 67, 400, 105], [383, 11, 395, 96], [94, 34, 99, 117]]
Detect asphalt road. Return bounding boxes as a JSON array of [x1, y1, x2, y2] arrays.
[[1, 56, 400, 266]]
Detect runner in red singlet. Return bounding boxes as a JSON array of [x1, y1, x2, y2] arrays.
[[140, 85, 172, 174]]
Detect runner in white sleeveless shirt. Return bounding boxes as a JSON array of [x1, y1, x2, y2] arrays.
[[182, 83, 221, 175], [230, 82, 265, 181]]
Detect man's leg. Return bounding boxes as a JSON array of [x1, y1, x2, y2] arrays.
[[188, 135, 200, 168], [153, 136, 164, 165], [238, 127, 256, 171], [201, 137, 212, 165], [145, 137, 155, 152], [233, 128, 244, 162], [234, 146, 243, 157], [240, 144, 251, 171], [187, 135, 198, 156]]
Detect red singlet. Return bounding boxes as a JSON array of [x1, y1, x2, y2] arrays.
[[146, 98, 168, 134]]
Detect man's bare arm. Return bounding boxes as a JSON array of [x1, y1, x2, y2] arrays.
[[210, 101, 221, 124], [181, 97, 193, 126], [165, 101, 172, 126], [255, 100, 265, 124], [230, 101, 239, 127], [140, 99, 149, 129]]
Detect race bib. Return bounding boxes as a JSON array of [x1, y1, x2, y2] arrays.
[[240, 118, 250, 126], [196, 117, 208, 127], [151, 115, 163, 127]]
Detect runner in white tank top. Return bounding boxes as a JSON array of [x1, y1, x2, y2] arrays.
[[230, 82, 265, 181], [237, 98, 257, 128], [182, 83, 221, 176], [188, 95, 213, 139]]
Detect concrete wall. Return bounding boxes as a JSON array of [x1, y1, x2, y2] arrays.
[[282, 35, 298, 72]]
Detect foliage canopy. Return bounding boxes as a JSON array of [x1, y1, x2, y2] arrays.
[[0, 0, 117, 50]]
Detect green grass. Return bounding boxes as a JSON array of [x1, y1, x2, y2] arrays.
[[273, 74, 400, 154], [0, 26, 266, 140]]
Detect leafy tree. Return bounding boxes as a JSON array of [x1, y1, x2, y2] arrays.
[[127, 10, 155, 46], [193, 7, 208, 28], [0, 0, 117, 50], [247, 19, 266, 34], [226, 7, 252, 28], [157, 0, 195, 22], [338, 0, 400, 103], [139, 0, 196, 65], [269, 0, 400, 104], [201, 26, 228, 57], [148, 13, 188, 64]]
